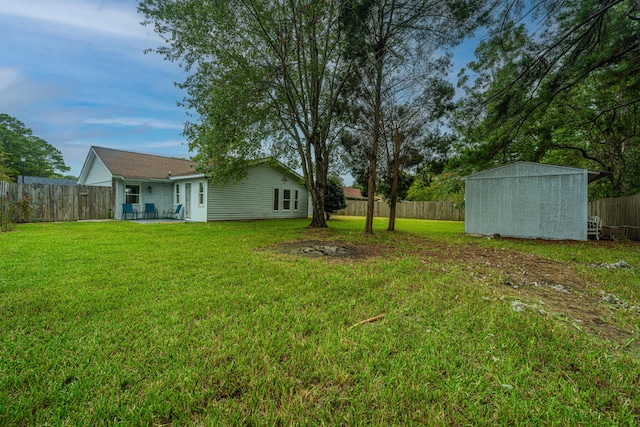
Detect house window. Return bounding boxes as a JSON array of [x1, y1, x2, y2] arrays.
[[273, 188, 280, 211], [175, 184, 180, 204], [283, 189, 291, 210], [198, 182, 204, 205], [125, 185, 140, 204], [294, 190, 299, 210]]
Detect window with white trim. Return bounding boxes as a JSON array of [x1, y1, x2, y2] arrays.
[[175, 184, 180, 204], [283, 189, 291, 210], [294, 190, 299, 210], [273, 188, 280, 211], [125, 185, 140, 204], [198, 182, 205, 205]]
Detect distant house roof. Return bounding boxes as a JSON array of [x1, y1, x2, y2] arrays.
[[343, 186, 364, 199], [91, 146, 198, 180], [21, 176, 78, 186]]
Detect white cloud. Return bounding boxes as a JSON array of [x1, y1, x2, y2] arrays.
[[0, 67, 68, 111], [0, 0, 156, 41], [85, 117, 183, 130]]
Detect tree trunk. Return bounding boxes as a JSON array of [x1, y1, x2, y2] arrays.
[[308, 135, 328, 228], [364, 154, 377, 234], [387, 127, 401, 231], [365, 46, 385, 235]]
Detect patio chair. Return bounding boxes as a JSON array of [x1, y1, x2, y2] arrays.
[[122, 203, 138, 220], [167, 204, 183, 219], [144, 203, 158, 219], [587, 216, 602, 240]]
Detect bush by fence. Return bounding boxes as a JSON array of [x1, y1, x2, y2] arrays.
[[338, 200, 465, 221], [0, 182, 112, 222]]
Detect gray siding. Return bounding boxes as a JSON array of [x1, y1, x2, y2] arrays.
[[207, 165, 308, 221], [465, 163, 588, 240]]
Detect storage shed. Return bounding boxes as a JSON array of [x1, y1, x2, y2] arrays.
[[464, 162, 594, 240]]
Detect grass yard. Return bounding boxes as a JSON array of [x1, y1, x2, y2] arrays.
[[1, 217, 639, 425]]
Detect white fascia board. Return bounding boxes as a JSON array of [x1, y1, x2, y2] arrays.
[[169, 173, 206, 181]]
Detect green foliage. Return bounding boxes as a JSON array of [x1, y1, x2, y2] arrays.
[[0, 114, 70, 181], [406, 171, 464, 203], [377, 170, 414, 201], [324, 177, 347, 219], [0, 151, 11, 182], [1, 219, 639, 424], [0, 195, 33, 231]]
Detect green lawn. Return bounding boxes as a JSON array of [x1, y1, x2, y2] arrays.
[[1, 217, 639, 425]]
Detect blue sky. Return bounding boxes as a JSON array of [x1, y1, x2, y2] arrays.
[[0, 0, 190, 177], [1, 0, 480, 179]]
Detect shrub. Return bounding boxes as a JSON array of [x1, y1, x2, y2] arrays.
[[0, 195, 33, 232], [324, 177, 347, 220]]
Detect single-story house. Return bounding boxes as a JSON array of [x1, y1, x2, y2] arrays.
[[77, 146, 308, 221], [464, 162, 607, 241]]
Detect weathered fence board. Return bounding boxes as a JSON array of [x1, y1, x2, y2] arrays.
[[1, 182, 112, 222], [338, 200, 465, 221], [589, 193, 640, 241]]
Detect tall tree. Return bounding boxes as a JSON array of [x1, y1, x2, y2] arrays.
[[139, 1, 358, 227], [381, 77, 454, 231], [0, 114, 69, 182], [456, 0, 640, 196], [341, 0, 490, 234]]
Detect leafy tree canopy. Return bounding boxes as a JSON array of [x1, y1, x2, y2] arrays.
[[456, 0, 640, 197], [139, 0, 358, 227], [339, 0, 493, 233], [406, 171, 465, 203], [0, 114, 70, 182]]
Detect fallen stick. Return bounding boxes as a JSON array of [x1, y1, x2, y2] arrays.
[[348, 314, 386, 330]]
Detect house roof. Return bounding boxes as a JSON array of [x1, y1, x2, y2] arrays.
[[79, 146, 306, 185], [22, 176, 79, 186], [343, 186, 364, 199], [92, 146, 198, 180]]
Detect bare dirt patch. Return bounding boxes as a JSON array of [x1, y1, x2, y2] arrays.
[[278, 240, 368, 259], [276, 236, 638, 344], [445, 243, 636, 343], [408, 239, 638, 344]]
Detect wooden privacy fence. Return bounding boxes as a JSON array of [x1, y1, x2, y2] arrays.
[[589, 193, 640, 241], [1, 182, 112, 222], [338, 200, 465, 221]]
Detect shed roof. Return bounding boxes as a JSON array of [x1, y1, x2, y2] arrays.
[[465, 161, 609, 183], [92, 146, 198, 180]]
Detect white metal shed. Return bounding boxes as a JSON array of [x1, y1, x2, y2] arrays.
[[464, 162, 594, 240]]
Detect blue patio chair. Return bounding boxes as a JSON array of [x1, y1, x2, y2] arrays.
[[122, 203, 138, 220], [167, 204, 183, 219], [144, 203, 158, 219]]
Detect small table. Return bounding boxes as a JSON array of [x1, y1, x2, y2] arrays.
[[602, 225, 636, 240]]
